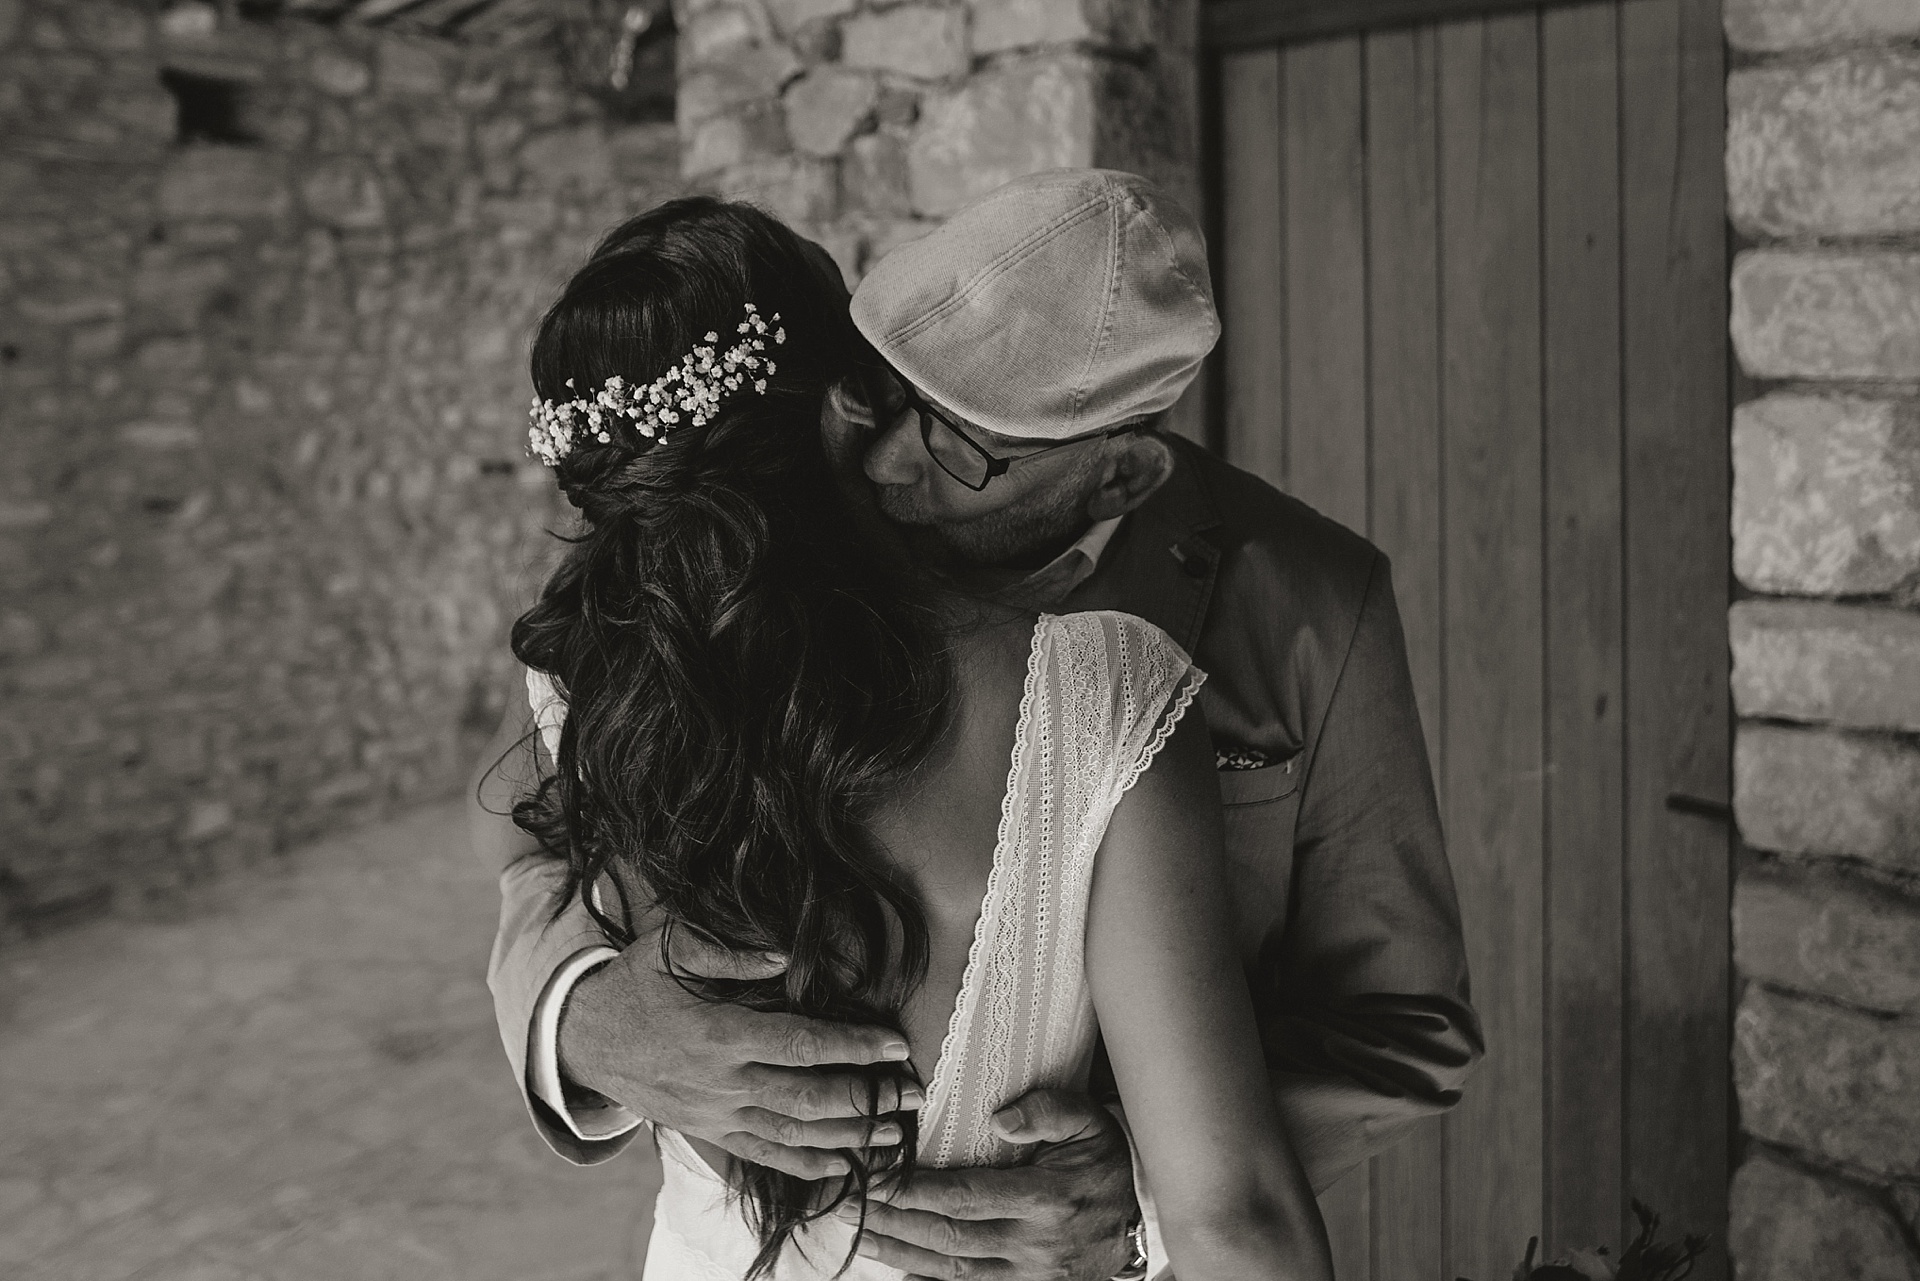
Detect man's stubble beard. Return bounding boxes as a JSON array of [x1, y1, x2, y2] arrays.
[[873, 480, 1095, 571]]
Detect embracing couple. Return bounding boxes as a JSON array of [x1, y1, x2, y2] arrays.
[[470, 169, 1482, 1280]]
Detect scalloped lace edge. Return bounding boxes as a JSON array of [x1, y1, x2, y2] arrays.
[[921, 612, 1051, 1151], [1114, 666, 1207, 798]]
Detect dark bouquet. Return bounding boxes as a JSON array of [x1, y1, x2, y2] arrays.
[[1462, 1200, 1709, 1281]]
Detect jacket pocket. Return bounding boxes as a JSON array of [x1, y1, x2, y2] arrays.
[[1217, 757, 1301, 807]]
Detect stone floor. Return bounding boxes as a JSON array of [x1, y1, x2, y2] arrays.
[[0, 801, 663, 1281]]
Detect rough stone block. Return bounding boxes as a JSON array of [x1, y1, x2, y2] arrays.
[[1729, 52, 1920, 239], [682, 102, 789, 178], [1735, 984, 1920, 1178], [842, 5, 969, 81], [715, 154, 839, 224], [1726, 0, 1920, 52], [1898, 1186, 1920, 1240], [679, 3, 774, 65], [68, 320, 124, 361], [846, 131, 914, 216], [783, 69, 877, 157], [16, 293, 125, 326], [1729, 1149, 1920, 1281], [677, 43, 803, 125], [134, 335, 205, 371], [908, 56, 1097, 217], [1733, 393, 1920, 596], [607, 121, 678, 182], [309, 50, 370, 97], [0, 498, 53, 528], [1736, 859, 1920, 1013], [119, 421, 202, 450], [300, 157, 386, 230], [71, 2, 148, 53], [131, 253, 233, 329], [516, 124, 613, 193], [765, 0, 857, 32], [376, 37, 446, 97], [973, 0, 1148, 54], [1732, 251, 1920, 381], [157, 148, 289, 222], [1731, 599, 1920, 732], [1737, 723, 1920, 875]]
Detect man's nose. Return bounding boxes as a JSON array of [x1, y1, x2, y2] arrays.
[[863, 410, 926, 486]]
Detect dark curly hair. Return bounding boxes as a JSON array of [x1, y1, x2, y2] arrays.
[[507, 197, 949, 1278]]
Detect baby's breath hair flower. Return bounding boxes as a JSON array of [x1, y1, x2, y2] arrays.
[[526, 303, 786, 467]]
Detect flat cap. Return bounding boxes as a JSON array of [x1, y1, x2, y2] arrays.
[[851, 169, 1219, 440]]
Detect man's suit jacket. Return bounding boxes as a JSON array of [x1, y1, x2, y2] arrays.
[[487, 436, 1482, 1176]]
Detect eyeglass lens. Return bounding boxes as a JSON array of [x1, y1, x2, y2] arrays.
[[918, 411, 993, 488]]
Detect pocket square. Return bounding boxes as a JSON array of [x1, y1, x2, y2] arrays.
[[1215, 747, 1273, 772]]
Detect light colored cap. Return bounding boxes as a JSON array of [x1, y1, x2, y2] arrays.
[[850, 169, 1220, 440]]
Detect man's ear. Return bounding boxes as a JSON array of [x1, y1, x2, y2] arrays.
[[825, 378, 880, 428], [1085, 434, 1174, 521]]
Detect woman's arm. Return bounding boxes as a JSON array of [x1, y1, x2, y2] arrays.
[[1087, 699, 1335, 1281]]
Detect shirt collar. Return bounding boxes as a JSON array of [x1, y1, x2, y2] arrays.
[[1001, 515, 1125, 608]]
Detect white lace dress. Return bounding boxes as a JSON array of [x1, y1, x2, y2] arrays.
[[536, 610, 1204, 1281]]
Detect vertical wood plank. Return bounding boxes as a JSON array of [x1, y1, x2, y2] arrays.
[[1365, 23, 1446, 1278], [1620, 0, 1730, 1269], [1362, 25, 1444, 790], [1437, 13, 1545, 1278], [1540, 0, 1626, 1258], [1222, 48, 1287, 488], [1281, 44, 1373, 1275], [1318, 1167, 1373, 1281], [1282, 35, 1370, 533]]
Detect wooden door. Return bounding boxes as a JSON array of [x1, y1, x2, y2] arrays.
[[1206, 0, 1730, 1276]]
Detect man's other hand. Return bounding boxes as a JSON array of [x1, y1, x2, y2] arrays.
[[845, 1088, 1138, 1281], [557, 926, 920, 1180]]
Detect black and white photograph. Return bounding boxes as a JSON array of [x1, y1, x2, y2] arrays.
[[3, 0, 1917, 1277]]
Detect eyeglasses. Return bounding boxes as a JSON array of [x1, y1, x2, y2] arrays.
[[893, 381, 1144, 491]]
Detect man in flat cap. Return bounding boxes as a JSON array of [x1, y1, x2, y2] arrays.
[[472, 170, 1479, 1280]]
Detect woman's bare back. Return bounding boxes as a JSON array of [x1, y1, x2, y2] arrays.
[[862, 611, 1040, 1086]]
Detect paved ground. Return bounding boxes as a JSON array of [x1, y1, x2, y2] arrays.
[[0, 801, 663, 1281]]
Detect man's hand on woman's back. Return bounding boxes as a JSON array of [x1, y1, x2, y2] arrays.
[[557, 928, 924, 1181]]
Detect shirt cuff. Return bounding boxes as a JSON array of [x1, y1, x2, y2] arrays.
[[1103, 1103, 1170, 1280], [530, 944, 645, 1143]]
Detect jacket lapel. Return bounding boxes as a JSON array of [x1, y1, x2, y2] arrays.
[[1065, 438, 1225, 653]]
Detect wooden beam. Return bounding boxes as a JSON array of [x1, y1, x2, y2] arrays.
[[1204, 0, 1563, 49], [384, 0, 499, 33], [343, 0, 440, 22], [453, 0, 560, 39]]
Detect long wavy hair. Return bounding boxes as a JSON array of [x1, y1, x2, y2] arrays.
[[508, 198, 950, 1277]]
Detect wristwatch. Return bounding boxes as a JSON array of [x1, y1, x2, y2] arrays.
[[1113, 1215, 1150, 1280]]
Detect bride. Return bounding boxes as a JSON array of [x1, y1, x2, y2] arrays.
[[505, 196, 1334, 1281]]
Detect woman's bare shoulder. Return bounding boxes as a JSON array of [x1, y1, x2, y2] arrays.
[[950, 608, 1043, 676]]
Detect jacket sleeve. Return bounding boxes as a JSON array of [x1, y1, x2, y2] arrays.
[[471, 691, 642, 1166], [1258, 553, 1483, 1191], [487, 851, 645, 1165]]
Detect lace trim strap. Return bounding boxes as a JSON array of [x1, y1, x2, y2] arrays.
[[1114, 665, 1206, 797], [920, 612, 1051, 1165]]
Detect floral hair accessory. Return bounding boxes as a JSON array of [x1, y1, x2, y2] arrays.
[[527, 303, 786, 467]]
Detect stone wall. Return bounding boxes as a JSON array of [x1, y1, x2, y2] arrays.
[[1724, 0, 1920, 1274], [0, 0, 680, 934], [669, 0, 1201, 287]]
